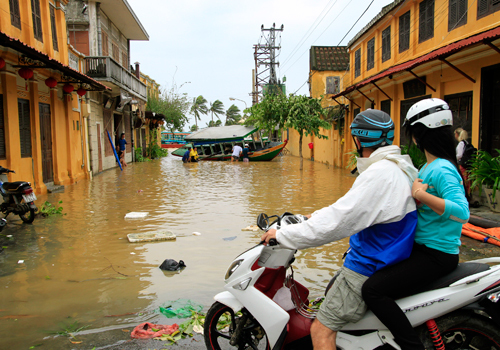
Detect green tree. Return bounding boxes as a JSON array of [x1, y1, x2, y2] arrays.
[[190, 95, 208, 129], [207, 120, 222, 127], [247, 94, 331, 169], [209, 100, 225, 122], [146, 83, 191, 132], [225, 104, 241, 125], [191, 124, 199, 132]]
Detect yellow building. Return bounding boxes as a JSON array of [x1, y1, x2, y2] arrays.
[[139, 71, 162, 152], [0, 0, 107, 194], [300, 0, 500, 168], [332, 0, 500, 161]]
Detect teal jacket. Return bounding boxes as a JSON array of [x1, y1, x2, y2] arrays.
[[415, 159, 469, 254]]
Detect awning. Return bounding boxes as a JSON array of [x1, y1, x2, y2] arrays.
[[332, 26, 500, 99], [0, 31, 109, 91]]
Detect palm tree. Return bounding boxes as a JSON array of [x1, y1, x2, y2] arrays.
[[225, 104, 241, 126], [190, 95, 208, 128], [209, 100, 225, 122]]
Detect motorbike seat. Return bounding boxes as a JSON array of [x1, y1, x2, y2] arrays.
[[2, 181, 30, 191], [413, 262, 490, 294]]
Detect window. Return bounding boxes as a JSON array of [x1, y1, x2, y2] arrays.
[[18, 99, 32, 158], [367, 38, 375, 71], [399, 11, 411, 53], [449, 0, 468, 30], [31, 0, 43, 42], [102, 31, 109, 56], [326, 76, 340, 94], [50, 6, 58, 51], [112, 42, 119, 61], [9, 0, 21, 29], [477, 0, 500, 19], [354, 49, 361, 78], [122, 51, 128, 68], [0, 96, 5, 159], [382, 26, 391, 62], [419, 0, 435, 43], [381, 100, 391, 116]]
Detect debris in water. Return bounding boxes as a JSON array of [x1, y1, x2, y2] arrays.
[[242, 225, 260, 232], [18, 260, 24, 264], [192, 232, 201, 236], [124, 212, 149, 219], [159, 259, 186, 271], [223, 236, 237, 241], [127, 231, 176, 243]]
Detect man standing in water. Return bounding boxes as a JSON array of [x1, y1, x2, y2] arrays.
[[231, 143, 243, 162], [261, 110, 418, 350]]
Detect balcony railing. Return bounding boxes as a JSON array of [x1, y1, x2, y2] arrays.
[[84, 56, 147, 100]]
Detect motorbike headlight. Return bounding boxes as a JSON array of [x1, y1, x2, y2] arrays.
[[225, 259, 243, 280]]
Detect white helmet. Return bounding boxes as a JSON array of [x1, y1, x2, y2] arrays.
[[404, 98, 453, 129]]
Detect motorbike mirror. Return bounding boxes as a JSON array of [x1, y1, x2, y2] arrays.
[[257, 213, 269, 231]]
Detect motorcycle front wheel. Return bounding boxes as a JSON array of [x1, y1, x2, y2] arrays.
[[204, 301, 270, 350]]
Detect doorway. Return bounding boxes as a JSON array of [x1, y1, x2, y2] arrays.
[[480, 63, 500, 155], [399, 95, 431, 146], [39, 103, 53, 183]]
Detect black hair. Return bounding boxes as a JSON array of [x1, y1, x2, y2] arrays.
[[406, 123, 469, 199]]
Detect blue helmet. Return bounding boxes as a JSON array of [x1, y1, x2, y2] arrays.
[[350, 109, 395, 149]]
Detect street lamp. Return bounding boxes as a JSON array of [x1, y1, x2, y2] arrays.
[[229, 97, 248, 109]]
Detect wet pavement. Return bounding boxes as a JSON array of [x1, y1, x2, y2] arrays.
[[1, 154, 499, 350]]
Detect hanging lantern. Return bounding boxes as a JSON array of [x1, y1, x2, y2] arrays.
[[63, 83, 74, 94], [0, 57, 5, 70], [18, 67, 34, 91], [76, 87, 86, 97], [45, 77, 57, 88]]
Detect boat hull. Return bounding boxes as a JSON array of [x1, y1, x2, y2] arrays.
[[172, 141, 286, 161]]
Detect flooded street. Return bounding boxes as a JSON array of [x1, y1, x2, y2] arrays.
[[0, 154, 355, 349]]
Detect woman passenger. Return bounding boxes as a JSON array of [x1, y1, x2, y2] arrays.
[[362, 98, 469, 350]]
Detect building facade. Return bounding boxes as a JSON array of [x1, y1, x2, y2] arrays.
[[66, 0, 149, 174], [0, 0, 108, 194]]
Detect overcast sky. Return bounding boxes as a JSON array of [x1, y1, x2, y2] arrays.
[[126, 0, 393, 130]]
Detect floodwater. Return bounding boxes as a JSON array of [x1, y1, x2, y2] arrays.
[[0, 154, 355, 349]]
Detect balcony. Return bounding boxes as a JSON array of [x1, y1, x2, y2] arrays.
[[84, 56, 147, 101]]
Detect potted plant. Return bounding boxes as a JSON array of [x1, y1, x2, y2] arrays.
[[468, 149, 500, 212]]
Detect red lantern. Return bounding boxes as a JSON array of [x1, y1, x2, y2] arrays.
[[18, 67, 34, 90], [76, 87, 86, 97], [63, 83, 74, 94], [0, 58, 5, 70], [45, 77, 57, 88]]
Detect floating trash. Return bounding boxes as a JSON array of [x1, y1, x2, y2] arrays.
[[124, 212, 149, 219], [223, 236, 237, 241], [127, 231, 176, 243], [242, 225, 260, 232], [159, 259, 186, 271], [192, 232, 201, 236]]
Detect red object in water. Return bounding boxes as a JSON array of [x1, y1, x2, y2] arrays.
[[130, 322, 179, 339], [63, 83, 74, 94], [0, 57, 5, 70], [308, 142, 313, 149], [76, 87, 86, 96], [45, 77, 57, 88]]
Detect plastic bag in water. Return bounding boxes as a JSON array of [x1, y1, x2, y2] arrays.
[[159, 299, 203, 318]]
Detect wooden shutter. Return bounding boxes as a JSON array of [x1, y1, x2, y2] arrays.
[[367, 38, 375, 71], [112, 42, 119, 61], [419, 0, 435, 43], [326, 76, 334, 94], [102, 31, 109, 56], [382, 26, 391, 62], [478, 0, 500, 18], [50, 6, 58, 51], [18, 99, 32, 158], [9, 0, 21, 29], [355, 49, 361, 78], [449, 0, 467, 31], [399, 11, 410, 53], [0, 96, 5, 159], [31, 0, 43, 41]]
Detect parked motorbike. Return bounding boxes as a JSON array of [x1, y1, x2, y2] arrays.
[[204, 212, 500, 350], [0, 167, 37, 223]]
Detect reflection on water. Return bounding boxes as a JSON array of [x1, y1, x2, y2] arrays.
[[0, 154, 355, 348]]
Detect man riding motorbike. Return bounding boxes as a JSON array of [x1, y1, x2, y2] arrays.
[[261, 109, 419, 349]]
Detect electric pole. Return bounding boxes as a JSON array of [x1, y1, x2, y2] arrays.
[[252, 23, 284, 105]]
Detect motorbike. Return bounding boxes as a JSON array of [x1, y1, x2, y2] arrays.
[[204, 212, 500, 350], [0, 166, 37, 224]]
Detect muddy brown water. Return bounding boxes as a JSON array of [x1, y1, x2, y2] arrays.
[[0, 154, 355, 349]]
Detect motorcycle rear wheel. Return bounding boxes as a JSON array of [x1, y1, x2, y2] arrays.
[[438, 314, 500, 349], [19, 207, 35, 224], [204, 301, 270, 350]]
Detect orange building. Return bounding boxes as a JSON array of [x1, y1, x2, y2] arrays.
[[0, 0, 107, 194], [305, 0, 500, 167]]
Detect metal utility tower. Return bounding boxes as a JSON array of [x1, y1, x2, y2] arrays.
[[252, 23, 284, 105]]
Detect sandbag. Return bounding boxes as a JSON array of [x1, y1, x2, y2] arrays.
[[131, 322, 179, 339]]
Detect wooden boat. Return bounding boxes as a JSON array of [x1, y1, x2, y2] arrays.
[[161, 132, 191, 148], [171, 125, 287, 161]]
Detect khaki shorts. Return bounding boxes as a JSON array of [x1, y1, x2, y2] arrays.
[[316, 266, 368, 331]]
